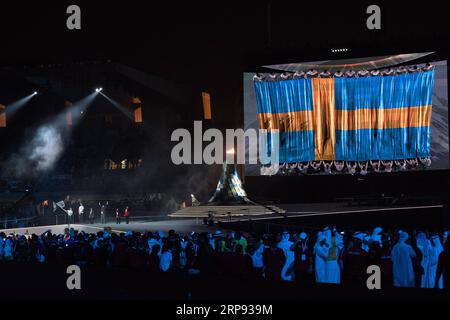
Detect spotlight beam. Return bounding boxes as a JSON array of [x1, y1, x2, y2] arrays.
[[55, 91, 99, 128], [98, 92, 134, 120], [3, 92, 99, 179], [5, 92, 38, 119]]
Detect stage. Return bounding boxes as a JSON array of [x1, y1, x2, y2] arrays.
[[2, 201, 446, 236], [218, 202, 446, 233], [0, 219, 221, 236]]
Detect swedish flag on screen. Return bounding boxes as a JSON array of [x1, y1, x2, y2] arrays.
[[254, 71, 435, 163]]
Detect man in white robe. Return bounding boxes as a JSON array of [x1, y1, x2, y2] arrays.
[[371, 227, 383, 247], [148, 232, 163, 256], [160, 248, 173, 272], [277, 231, 295, 281], [322, 227, 341, 284], [251, 242, 265, 270], [314, 231, 328, 283], [392, 232, 416, 287], [3, 238, 13, 261], [335, 231, 345, 271], [362, 234, 371, 252], [416, 232, 431, 288], [322, 227, 332, 245], [428, 235, 444, 289]]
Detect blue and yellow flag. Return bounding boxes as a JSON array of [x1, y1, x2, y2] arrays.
[[254, 71, 435, 163]]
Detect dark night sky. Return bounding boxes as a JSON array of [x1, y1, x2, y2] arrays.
[[1, 1, 449, 128], [1, 2, 449, 67]]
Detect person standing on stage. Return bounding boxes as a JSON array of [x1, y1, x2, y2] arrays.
[[88, 208, 95, 224], [78, 202, 84, 223], [124, 206, 130, 224], [99, 201, 108, 224], [67, 208, 74, 227], [115, 208, 121, 224]]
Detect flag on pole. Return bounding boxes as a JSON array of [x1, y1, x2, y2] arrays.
[[56, 200, 65, 209]]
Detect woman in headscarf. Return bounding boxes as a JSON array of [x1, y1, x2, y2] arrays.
[[391, 231, 416, 287]]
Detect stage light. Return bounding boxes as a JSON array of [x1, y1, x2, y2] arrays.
[[33, 91, 38, 95], [332, 48, 349, 53], [95, 87, 103, 92]]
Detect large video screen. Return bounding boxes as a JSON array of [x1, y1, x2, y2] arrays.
[[243, 58, 449, 176]]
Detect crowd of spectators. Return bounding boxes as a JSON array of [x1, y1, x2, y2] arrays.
[[0, 226, 449, 290]]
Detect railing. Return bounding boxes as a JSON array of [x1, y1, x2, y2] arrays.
[[1, 215, 40, 230], [217, 215, 326, 234], [54, 214, 68, 226], [217, 204, 445, 235]]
